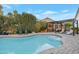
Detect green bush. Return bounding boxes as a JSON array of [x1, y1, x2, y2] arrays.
[[66, 22, 73, 29], [33, 21, 47, 32]]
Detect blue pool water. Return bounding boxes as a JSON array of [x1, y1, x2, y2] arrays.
[[0, 35, 62, 54]]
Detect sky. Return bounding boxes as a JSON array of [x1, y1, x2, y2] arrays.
[[2, 4, 79, 21]]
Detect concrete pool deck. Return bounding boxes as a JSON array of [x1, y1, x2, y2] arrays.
[[39, 33, 79, 54]]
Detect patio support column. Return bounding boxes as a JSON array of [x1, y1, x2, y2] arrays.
[[47, 23, 48, 32], [63, 22, 66, 32], [73, 19, 75, 36], [65, 23, 67, 32], [54, 22, 56, 32], [77, 20, 78, 34], [61, 22, 62, 31], [54, 23, 56, 32], [52, 22, 53, 32]]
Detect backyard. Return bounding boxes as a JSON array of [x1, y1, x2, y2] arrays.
[[0, 4, 79, 54]]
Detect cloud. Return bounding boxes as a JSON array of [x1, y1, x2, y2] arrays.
[[61, 13, 74, 19], [27, 10, 31, 13], [61, 10, 69, 13], [24, 9, 74, 21], [54, 12, 75, 21], [34, 10, 43, 13], [33, 14, 41, 19], [26, 9, 43, 14], [42, 10, 58, 15], [3, 4, 11, 9]]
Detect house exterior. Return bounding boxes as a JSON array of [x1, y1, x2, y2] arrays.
[[41, 17, 55, 32], [41, 8, 79, 35], [75, 8, 79, 27], [41, 17, 73, 32]]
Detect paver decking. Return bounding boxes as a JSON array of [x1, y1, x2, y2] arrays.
[[39, 33, 79, 54]]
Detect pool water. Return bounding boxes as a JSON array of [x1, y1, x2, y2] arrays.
[[0, 35, 62, 54]]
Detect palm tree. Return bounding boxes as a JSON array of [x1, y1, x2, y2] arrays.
[[13, 10, 18, 17]]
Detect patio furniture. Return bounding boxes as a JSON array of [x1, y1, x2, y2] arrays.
[[66, 29, 73, 35], [60, 29, 65, 34]]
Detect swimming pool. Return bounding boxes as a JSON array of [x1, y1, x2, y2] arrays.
[[0, 34, 62, 54]]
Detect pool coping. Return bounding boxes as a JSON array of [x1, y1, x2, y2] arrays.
[[0, 32, 62, 38]]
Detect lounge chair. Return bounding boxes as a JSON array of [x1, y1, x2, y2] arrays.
[[66, 29, 73, 35], [60, 29, 65, 34], [56, 28, 61, 32]]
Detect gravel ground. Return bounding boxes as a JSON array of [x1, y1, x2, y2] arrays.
[[39, 33, 79, 54]]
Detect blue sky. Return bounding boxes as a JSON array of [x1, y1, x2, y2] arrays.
[[2, 4, 79, 21]]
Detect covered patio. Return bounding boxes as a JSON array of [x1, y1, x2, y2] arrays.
[[47, 8, 79, 36], [47, 18, 79, 36]]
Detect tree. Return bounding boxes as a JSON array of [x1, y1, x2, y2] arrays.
[[0, 5, 2, 10], [0, 5, 3, 16], [13, 10, 18, 17], [22, 12, 37, 33], [0, 15, 4, 33], [4, 12, 17, 34], [0, 5, 37, 34]]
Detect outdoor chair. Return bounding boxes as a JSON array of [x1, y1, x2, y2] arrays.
[[66, 29, 73, 35], [60, 29, 65, 34]]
